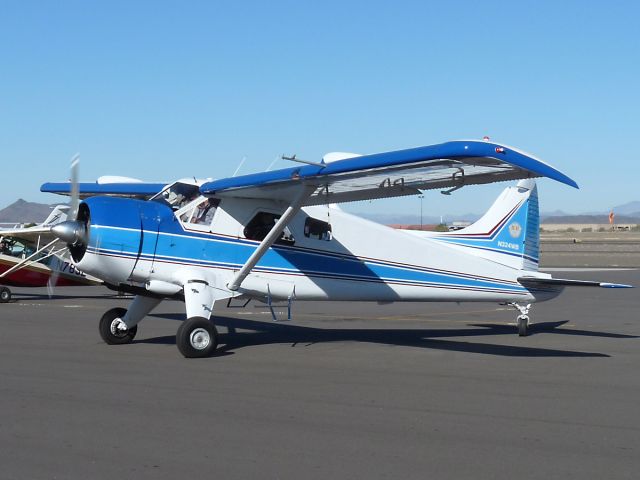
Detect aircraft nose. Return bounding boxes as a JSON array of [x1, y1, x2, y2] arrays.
[[51, 220, 87, 246]]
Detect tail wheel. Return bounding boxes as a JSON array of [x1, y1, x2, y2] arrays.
[[99, 307, 138, 345], [176, 317, 218, 358], [0, 287, 11, 303], [517, 315, 529, 337]]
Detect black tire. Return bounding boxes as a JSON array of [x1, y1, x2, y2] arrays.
[[176, 317, 218, 358], [99, 307, 138, 345], [517, 315, 528, 337], [0, 287, 11, 303]]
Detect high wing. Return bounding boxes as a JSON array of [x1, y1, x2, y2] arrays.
[[41, 181, 168, 199], [200, 140, 578, 205]]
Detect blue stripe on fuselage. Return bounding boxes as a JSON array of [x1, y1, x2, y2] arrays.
[[88, 222, 526, 294]]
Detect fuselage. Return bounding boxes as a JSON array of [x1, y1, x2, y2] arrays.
[[73, 196, 559, 304], [0, 252, 96, 287]]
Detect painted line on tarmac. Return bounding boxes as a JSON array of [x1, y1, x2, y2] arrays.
[[541, 267, 637, 272]]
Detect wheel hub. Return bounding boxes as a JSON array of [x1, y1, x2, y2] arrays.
[[110, 318, 128, 337], [190, 328, 211, 350]]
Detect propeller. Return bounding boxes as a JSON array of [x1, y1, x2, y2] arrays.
[[69, 153, 80, 220], [46, 264, 59, 299], [48, 154, 89, 296], [46, 250, 70, 299], [51, 154, 87, 248]]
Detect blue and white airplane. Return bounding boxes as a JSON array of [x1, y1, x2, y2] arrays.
[[40, 140, 631, 358]]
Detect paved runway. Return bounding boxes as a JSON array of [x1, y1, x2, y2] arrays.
[[1, 269, 638, 479]]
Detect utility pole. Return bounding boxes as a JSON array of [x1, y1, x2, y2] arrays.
[[418, 195, 424, 229]]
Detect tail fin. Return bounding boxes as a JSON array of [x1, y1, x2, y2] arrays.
[[433, 179, 540, 270], [42, 205, 69, 226]]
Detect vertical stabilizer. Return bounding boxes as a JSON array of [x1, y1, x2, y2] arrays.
[[42, 205, 69, 226], [430, 180, 540, 270]]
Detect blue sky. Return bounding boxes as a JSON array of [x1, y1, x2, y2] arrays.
[[1, 0, 638, 218]]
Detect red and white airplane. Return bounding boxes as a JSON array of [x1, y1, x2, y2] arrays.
[[0, 205, 100, 302]]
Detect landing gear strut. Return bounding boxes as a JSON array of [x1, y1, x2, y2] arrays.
[[0, 286, 11, 303], [508, 303, 531, 337]]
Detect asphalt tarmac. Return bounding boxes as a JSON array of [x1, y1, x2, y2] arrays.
[[0, 269, 638, 479]]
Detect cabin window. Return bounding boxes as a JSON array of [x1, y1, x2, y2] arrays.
[[304, 217, 332, 241], [244, 211, 295, 246], [180, 198, 220, 227]]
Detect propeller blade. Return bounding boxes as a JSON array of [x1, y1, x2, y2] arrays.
[[47, 251, 72, 299], [69, 154, 80, 220], [47, 264, 60, 299]]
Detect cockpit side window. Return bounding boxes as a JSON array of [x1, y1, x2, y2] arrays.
[[304, 217, 332, 241], [244, 211, 295, 246], [0, 238, 39, 259], [179, 198, 220, 228]]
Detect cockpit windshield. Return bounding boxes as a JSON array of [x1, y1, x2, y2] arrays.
[[151, 181, 202, 210]]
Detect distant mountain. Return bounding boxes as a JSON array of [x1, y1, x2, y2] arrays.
[[358, 204, 640, 226], [0, 199, 61, 224], [611, 201, 640, 216], [354, 212, 481, 225], [541, 209, 571, 217], [546, 202, 640, 218]]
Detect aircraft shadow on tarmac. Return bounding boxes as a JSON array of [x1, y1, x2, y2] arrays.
[[144, 314, 637, 358]]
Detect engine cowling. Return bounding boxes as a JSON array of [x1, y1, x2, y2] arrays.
[[70, 197, 173, 286]]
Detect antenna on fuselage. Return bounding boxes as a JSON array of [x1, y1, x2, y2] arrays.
[[265, 155, 280, 172], [232, 156, 246, 177]]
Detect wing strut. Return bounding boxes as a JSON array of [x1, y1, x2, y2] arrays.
[[227, 185, 316, 291]]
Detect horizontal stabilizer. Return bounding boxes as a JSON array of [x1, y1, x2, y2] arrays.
[[518, 276, 633, 288]]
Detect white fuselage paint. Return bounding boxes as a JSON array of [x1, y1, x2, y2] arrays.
[[76, 201, 559, 304]]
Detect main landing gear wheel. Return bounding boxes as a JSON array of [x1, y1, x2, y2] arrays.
[[517, 315, 529, 337], [176, 317, 218, 358], [99, 307, 138, 345], [0, 287, 11, 303]]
